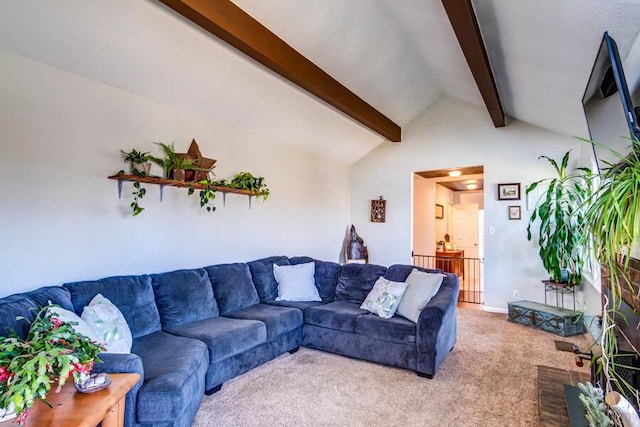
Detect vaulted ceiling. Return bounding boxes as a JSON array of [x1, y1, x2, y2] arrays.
[[2, 1, 640, 165]]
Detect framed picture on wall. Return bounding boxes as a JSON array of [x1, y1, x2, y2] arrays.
[[508, 205, 521, 220], [498, 183, 521, 200], [435, 204, 444, 219]]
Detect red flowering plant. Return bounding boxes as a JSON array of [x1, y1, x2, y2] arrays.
[[0, 305, 106, 425]]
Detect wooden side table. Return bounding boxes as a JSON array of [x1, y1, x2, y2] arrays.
[[2, 373, 140, 427]]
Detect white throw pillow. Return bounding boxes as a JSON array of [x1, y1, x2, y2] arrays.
[[273, 262, 321, 302], [46, 306, 102, 343], [81, 294, 132, 353], [360, 277, 408, 319], [397, 269, 445, 323]]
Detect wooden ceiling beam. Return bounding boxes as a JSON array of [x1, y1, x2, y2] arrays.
[[442, 0, 505, 127], [158, 0, 402, 141]]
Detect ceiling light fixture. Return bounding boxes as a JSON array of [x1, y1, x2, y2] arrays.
[[466, 184, 478, 190], [448, 170, 462, 177]]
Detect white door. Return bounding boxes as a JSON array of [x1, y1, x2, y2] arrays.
[[451, 203, 479, 258]]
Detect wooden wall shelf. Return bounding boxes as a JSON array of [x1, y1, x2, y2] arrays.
[[108, 174, 258, 208], [108, 174, 255, 196]]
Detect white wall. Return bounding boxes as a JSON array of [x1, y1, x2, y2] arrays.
[[351, 97, 591, 312], [0, 49, 350, 297]]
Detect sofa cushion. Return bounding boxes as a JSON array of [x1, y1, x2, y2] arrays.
[[64, 275, 161, 339], [355, 314, 417, 345], [151, 268, 219, 329], [304, 301, 369, 333], [24, 286, 74, 311], [385, 264, 443, 282], [132, 330, 208, 424], [289, 257, 341, 302], [46, 306, 101, 343], [247, 256, 290, 301], [334, 263, 388, 305], [264, 300, 325, 311], [273, 262, 321, 302], [166, 316, 266, 363], [204, 263, 259, 315], [360, 277, 408, 319], [82, 294, 133, 353], [0, 294, 38, 339], [226, 303, 303, 340], [396, 269, 446, 323]]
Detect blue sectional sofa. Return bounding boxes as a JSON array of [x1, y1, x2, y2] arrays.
[[0, 256, 459, 427]]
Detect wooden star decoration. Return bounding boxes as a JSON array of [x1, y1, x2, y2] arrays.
[[177, 139, 216, 181]]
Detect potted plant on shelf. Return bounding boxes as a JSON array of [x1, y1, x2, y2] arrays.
[[150, 142, 197, 181], [0, 306, 105, 425], [222, 171, 270, 200], [526, 150, 592, 287], [121, 149, 152, 176]]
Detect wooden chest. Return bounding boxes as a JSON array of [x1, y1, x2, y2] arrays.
[[508, 300, 584, 337]]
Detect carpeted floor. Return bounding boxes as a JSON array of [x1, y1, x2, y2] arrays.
[[193, 308, 591, 426]]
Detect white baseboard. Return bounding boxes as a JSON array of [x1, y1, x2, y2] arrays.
[[482, 306, 508, 314]]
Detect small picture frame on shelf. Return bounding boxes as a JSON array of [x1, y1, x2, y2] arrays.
[[498, 183, 521, 200], [508, 205, 521, 220], [435, 204, 444, 219]]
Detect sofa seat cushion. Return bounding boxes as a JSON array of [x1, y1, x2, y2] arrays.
[[304, 301, 369, 333], [204, 263, 259, 315], [226, 304, 303, 340], [264, 300, 325, 311], [64, 275, 161, 339], [167, 317, 266, 363], [334, 263, 388, 305], [151, 268, 219, 329], [132, 331, 208, 423], [355, 314, 417, 344]]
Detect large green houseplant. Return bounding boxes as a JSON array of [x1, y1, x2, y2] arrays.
[[526, 150, 592, 286], [582, 138, 640, 405]]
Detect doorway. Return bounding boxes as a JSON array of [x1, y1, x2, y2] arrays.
[[412, 166, 485, 305]]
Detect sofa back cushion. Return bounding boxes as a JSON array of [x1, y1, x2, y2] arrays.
[[64, 275, 161, 339], [151, 268, 219, 329], [0, 294, 38, 339], [289, 257, 341, 302], [247, 256, 290, 301], [204, 263, 259, 315], [385, 264, 443, 282], [25, 286, 74, 311], [334, 263, 388, 305]]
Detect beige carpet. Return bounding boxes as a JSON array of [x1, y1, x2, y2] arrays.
[[193, 308, 591, 426]]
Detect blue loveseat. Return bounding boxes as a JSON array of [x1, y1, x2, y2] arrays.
[[0, 256, 459, 427]]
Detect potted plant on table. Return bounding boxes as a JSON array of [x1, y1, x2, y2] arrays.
[[0, 306, 105, 425], [526, 150, 592, 287]]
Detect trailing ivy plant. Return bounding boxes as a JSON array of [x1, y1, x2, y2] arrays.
[[221, 172, 270, 201], [526, 150, 592, 286], [130, 181, 146, 216], [188, 180, 217, 213], [121, 149, 150, 165]]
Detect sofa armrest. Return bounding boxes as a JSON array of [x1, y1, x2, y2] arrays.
[[93, 352, 144, 427], [415, 274, 460, 377]]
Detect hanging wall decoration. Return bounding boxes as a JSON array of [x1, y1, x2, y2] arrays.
[[371, 197, 386, 222]]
